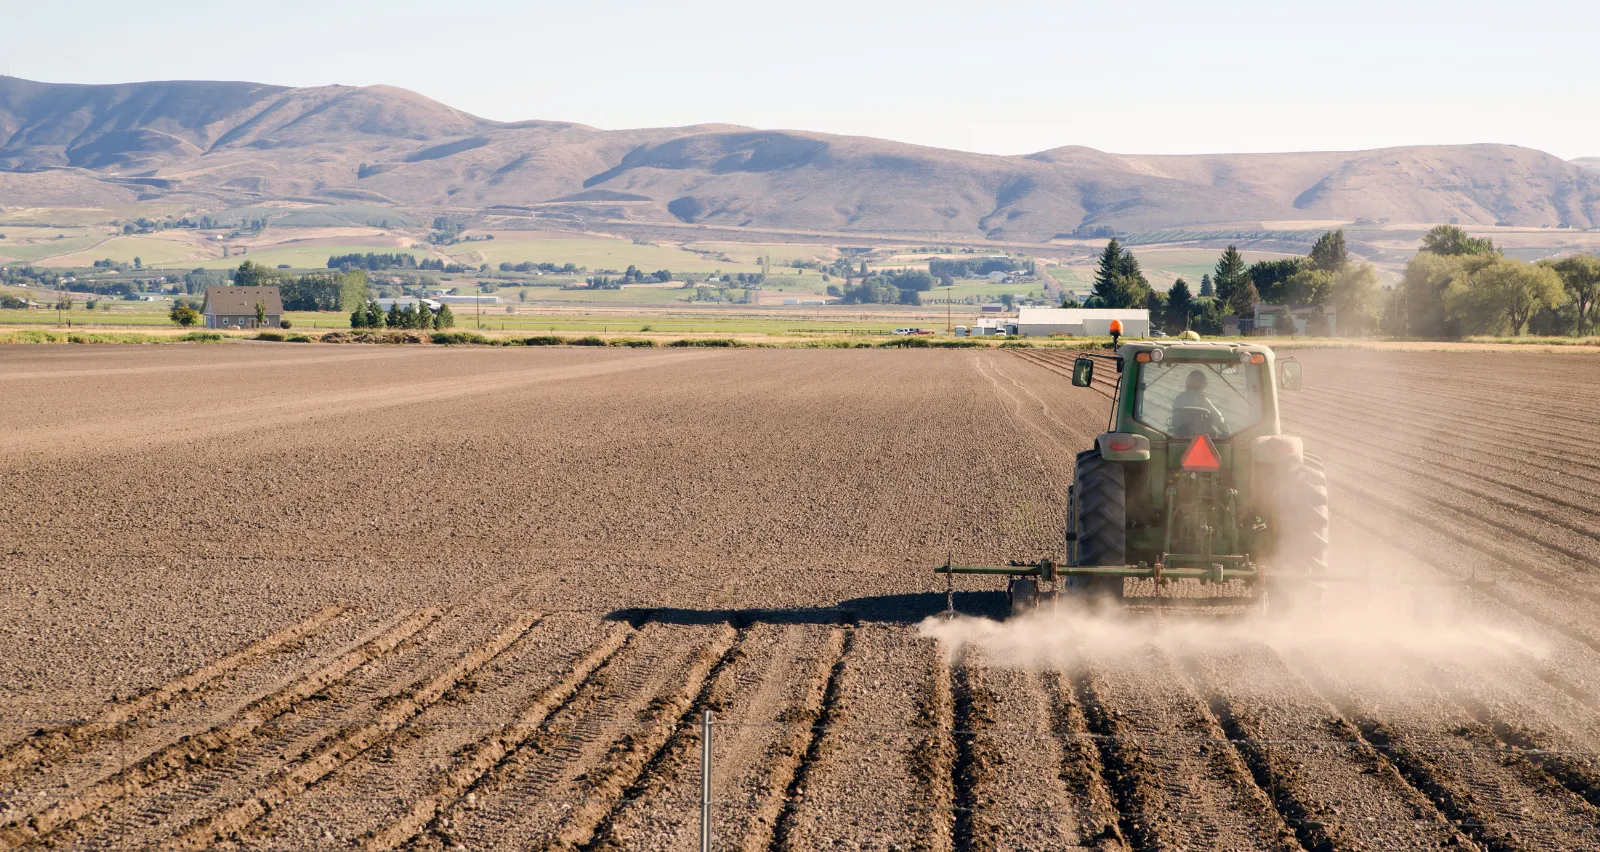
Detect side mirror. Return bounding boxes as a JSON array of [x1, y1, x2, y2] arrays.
[[1072, 357, 1095, 387], [1279, 359, 1302, 390]]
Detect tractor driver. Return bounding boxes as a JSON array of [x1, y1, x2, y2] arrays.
[[1171, 369, 1227, 435]]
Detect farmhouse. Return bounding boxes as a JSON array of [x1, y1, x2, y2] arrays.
[[201, 285, 283, 329], [1014, 307, 1150, 337]]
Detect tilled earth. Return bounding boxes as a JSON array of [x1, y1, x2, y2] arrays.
[[2, 343, 1599, 851]]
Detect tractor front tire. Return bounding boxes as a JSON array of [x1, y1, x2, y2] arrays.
[[1067, 450, 1126, 599]]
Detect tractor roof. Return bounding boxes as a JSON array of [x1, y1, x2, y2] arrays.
[[1117, 340, 1277, 361]]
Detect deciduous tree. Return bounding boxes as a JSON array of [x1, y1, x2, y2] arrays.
[[1542, 254, 1600, 336]]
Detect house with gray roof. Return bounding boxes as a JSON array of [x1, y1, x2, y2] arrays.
[[202, 286, 283, 329]]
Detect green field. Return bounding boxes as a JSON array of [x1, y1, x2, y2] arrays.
[[0, 234, 110, 262], [48, 235, 207, 267], [156, 244, 429, 271], [688, 243, 839, 266], [446, 236, 767, 274], [920, 279, 1050, 303]]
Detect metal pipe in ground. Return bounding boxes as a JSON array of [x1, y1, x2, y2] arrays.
[[701, 708, 713, 852]]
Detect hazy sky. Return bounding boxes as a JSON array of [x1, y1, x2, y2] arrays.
[[5, 0, 1596, 158]]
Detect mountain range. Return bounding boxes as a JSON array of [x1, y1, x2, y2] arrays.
[[2, 76, 1598, 240]]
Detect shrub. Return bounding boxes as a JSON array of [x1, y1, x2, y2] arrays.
[[430, 331, 493, 345], [799, 340, 873, 348], [569, 335, 606, 346], [668, 338, 746, 347], [878, 337, 931, 348], [0, 330, 62, 344], [520, 335, 566, 346], [177, 331, 224, 343], [287, 334, 313, 343], [280, 320, 292, 330], [608, 338, 657, 348], [256, 331, 287, 342]]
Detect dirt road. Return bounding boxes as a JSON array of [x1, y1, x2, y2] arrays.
[[2, 344, 1598, 850]]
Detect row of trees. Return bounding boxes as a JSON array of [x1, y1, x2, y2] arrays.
[[328, 253, 419, 271], [498, 261, 583, 274], [830, 268, 939, 305], [236, 261, 370, 312], [1085, 226, 1597, 338], [350, 300, 455, 330], [1392, 226, 1597, 338], [927, 257, 1020, 278], [1088, 230, 1382, 335]]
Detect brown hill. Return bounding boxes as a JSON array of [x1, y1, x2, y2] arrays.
[[3, 76, 1598, 239], [1575, 158, 1600, 174]]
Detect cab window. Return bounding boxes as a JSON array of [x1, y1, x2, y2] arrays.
[[1134, 360, 1263, 438]]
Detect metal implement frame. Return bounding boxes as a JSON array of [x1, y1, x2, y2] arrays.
[[934, 556, 1495, 591]]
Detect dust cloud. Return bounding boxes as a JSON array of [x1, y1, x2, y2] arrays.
[[918, 547, 1545, 675]]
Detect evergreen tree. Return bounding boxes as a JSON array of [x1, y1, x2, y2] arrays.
[[1228, 277, 1260, 318], [1117, 248, 1147, 289], [1090, 239, 1150, 308], [387, 302, 402, 328], [365, 300, 385, 328], [1165, 278, 1194, 333], [437, 304, 455, 328], [350, 307, 366, 328], [1092, 240, 1123, 295], [1200, 274, 1214, 297], [1213, 246, 1249, 310], [1307, 230, 1349, 273]]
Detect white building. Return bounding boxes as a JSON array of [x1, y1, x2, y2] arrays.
[[1014, 308, 1150, 337]]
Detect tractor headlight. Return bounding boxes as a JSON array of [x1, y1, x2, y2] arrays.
[[1150, 348, 1164, 362]]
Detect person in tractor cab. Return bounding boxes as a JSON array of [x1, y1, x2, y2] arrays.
[[1170, 369, 1227, 436]]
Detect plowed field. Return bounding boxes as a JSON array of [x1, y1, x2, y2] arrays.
[[3, 344, 1599, 851]]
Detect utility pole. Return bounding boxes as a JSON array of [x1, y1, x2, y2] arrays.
[[476, 281, 482, 329]]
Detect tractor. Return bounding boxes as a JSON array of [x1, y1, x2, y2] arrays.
[[938, 335, 1330, 614]]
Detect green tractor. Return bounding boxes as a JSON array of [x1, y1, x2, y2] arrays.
[[939, 338, 1328, 614]]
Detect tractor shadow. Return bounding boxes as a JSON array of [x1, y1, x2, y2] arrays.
[[608, 591, 1009, 627]]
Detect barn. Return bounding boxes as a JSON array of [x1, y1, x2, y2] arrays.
[[1014, 308, 1151, 337], [202, 286, 284, 330]]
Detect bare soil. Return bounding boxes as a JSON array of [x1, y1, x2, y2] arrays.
[[2, 345, 1599, 850]]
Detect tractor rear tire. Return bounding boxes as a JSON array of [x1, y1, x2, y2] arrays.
[[1272, 453, 1329, 612], [1068, 450, 1126, 599]]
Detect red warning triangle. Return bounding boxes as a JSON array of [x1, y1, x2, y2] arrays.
[[1180, 434, 1222, 472]]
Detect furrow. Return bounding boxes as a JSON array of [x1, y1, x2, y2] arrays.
[[0, 607, 440, 852], [768, 629, 855, 852], [1072, 651, 1298, 852], [357, 619, 635, 851], [170, 611, 545, 849], [772, 626, 953, 852], [425, 623, 733, 851], [953, 645, 1109, 851], [1289, 651, 1600, 852], [1391, 649, 1600, 813], [1039, 668, 1126, 851], [544, 625, 739, 851], [0, 604, 349, 785], [1178, 645, 1470, 851], [576, 621, 846, 852], [578, 622, 757, 852]]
